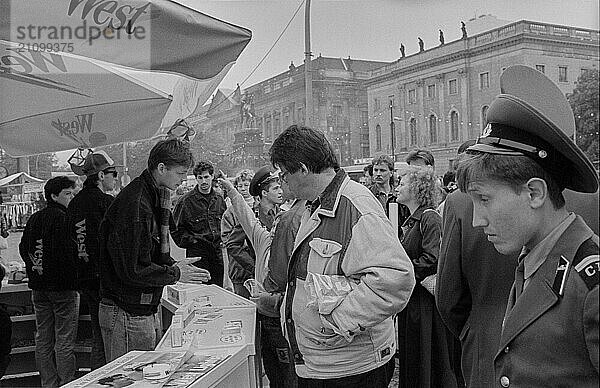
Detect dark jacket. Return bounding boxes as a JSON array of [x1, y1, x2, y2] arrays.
[[66, 185, 114, 290], [99, 170, 180, 316], [172, 186, 226, 260], [369, 184, 410, 234], [494, 216, 598, 387], [0, 304, 10, 378], [397, 205, 458, 388], [19, 201, 75, 291], [436, 191, 517, 388]]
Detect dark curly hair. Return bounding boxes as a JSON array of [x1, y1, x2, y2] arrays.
[[193, 161, 214, 176]]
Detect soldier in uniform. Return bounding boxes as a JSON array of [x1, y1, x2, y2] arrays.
[[456, 65, 598, 387]]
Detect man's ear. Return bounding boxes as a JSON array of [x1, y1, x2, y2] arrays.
[[157, 163, 166, 175], [525, 178, 548, 209]]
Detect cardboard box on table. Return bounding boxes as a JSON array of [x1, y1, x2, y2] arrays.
[[65, 284, 258, 388]]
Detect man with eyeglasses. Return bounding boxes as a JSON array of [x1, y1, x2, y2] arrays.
[[65, 150, 120, 370], [270, 125, 415, 387]]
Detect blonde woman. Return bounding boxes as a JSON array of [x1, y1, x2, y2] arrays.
[[395, 166, 457, 388]]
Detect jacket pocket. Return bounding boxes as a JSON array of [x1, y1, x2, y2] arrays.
[[307, 238, 343, 274]]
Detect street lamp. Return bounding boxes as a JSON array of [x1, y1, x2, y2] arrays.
[[389, 100, 395, 161]]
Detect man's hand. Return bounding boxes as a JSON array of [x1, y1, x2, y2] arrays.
[[217, 177, 235, 195], [176, 257, 211, 284], [250, 291, 277, 315]]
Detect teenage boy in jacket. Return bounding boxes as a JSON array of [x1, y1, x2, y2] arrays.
[[66, 150, 118, 370], [20, 176, 78, 387], [99, 139, 211, 362]]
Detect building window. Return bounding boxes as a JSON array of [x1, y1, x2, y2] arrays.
[[581, 68, 590, 76], [409, 118, 417, 146], [481, 105, 489, 131], [408, 89, 416, 104], [450, 111, 459, 141], [274, 112, 281, 136], [536, 64, 545, 74], [429, 115, 437, 144], [427, 85, 436, 99], [559, 66, 568, 82], [297, 107, 304, 124], [361, 110, 368, 127], [448, 79, 457, 95], [332, 105, 342, 116], [375, 124, 382, 151], [374, 98, 381, 111], [479, 72, 490, 89]]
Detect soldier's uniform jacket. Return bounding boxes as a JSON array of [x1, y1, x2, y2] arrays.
[[494, 215, 599, 387]]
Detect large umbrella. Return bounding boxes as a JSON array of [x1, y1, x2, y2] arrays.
[[0, 0, 252, 80], [0, 0, 252, 156], [0, 39, 231, 156]]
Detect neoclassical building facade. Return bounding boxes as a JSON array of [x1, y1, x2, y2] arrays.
[[365, 19, 599, 172]]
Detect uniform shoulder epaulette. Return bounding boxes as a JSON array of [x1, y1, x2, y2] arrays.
[[572, 237, 599, 291]]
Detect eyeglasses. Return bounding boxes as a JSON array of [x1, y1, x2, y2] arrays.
[[103, 169, 118, 178]]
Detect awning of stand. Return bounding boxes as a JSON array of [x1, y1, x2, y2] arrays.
[[0, 172, 45, 187]]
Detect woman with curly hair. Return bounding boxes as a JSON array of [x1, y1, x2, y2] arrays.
[[395, 166, 457, 388]]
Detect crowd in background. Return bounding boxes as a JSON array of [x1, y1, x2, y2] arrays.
[[1, 69, 598, 388]]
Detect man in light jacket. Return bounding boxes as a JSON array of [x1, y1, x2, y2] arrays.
[[269, 125, 415, 387]]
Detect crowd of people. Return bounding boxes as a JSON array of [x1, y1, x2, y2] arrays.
[[0, 64, 597, 388]]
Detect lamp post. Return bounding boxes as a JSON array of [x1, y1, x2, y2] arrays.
[[389, 100, 395, 161], [304, 0, 313, 127]]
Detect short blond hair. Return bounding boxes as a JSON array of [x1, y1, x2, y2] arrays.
[[400, 166, 440, 208]]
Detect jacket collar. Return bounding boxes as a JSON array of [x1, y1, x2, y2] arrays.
[[46, 200, 67, 213], [496, 215, 594, 356], [193, 185, 216, 199], [314, 169, 348, 216], [141, 169, 160, 208]]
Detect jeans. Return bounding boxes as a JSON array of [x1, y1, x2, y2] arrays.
[[79, 288, 105, 370], [297, 358, 395, 388], [98, 299, 159, 362], [31, 290, 79, 388], [259, 314, 297, 388]]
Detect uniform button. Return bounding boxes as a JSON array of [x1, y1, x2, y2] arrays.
[[294, 353, 301, 360], [500, 376, 510, 387], [504, 346, 509, 353], [287, 318, 293, 323], [289, 281, 295, 287]]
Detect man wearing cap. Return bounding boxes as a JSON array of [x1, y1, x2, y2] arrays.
[[221, 167, 282, 298], [248, 165, 283, 279], [65, 150, 118, 370], [456, 65, 598, 387], [437, 140, 517, 388], [172, 161, 227, 287]]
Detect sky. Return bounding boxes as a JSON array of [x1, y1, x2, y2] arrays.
[[180, 0, 600, 90], [55, 0, 599, 165]]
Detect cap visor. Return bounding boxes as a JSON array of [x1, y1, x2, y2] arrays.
[[467, 143, 524, 156]]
